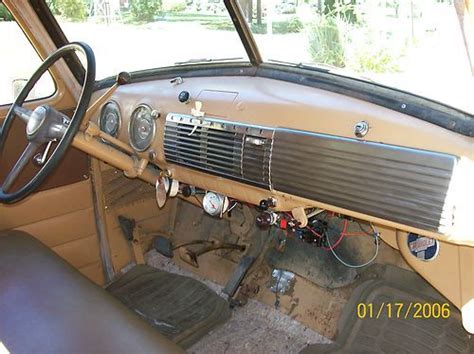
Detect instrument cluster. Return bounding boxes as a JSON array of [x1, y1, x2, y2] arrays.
[[99, 101, 158, 153], [129, 104, 156, 152], [99, 101, 121, 138]]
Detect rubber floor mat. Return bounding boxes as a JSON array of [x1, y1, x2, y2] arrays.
[[301, 265, 474, 354], [107, 265, 231, 348]]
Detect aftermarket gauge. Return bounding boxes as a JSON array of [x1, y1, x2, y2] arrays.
[[203, 191, 229, 217], [129, 104, 156, 152], [99, 101, 121, 137]]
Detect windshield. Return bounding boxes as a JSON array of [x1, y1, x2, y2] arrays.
[[239, 0, 474, 114], [46, 0, 473, 114], [47, 0, 248, 79]]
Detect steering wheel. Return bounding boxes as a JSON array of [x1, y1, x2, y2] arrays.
[[0, 42, 95, 204]]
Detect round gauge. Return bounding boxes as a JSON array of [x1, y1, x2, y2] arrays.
[[99, 101, 121, 137], [203, 192, 229, 217], [129, 104, 156, 152]]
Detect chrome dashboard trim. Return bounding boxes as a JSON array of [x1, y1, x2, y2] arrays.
[[165, 114, 274, 138], [164, 114, 273, 189], [271, 128, 458, 233], [163, 115, 458, 234]]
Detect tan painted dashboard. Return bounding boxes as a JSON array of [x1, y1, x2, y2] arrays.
[[72, 74, 474, 330], [86, 75, 474, 246]]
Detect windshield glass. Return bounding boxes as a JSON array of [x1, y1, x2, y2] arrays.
[[239, 0, 474, 114], [47, 0, 248, 79]]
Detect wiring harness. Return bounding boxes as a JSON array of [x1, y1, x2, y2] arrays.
[[262, 210, 380, 268]]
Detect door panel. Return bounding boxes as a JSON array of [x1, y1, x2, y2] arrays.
[[0, 111, 98, 284], [0, 110, 89, 193], [0, 180, 104, 285], [0, 1, 103, 285]]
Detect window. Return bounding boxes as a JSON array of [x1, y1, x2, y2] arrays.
[[46, 0, 249, 80], [239, 0, 474, 114], [0, 2, 55, 106]]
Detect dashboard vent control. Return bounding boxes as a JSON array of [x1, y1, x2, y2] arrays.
[[164, 114, 274, 189]]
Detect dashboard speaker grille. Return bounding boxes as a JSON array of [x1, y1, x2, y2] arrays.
[[164, 114, 273, 189]]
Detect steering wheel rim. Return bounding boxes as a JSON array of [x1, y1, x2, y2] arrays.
[[0, 42, 96, 204]]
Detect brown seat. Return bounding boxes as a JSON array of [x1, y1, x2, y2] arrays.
[[0, 231, 183, 354]]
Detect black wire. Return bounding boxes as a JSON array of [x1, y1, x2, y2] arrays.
[[356, 221, 376, 236], [307, 216, 377, 248], [193, 195, 203, 207]]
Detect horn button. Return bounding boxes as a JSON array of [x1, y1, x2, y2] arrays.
[[26, 105, 67, 142], [26, 106, 47, 138]]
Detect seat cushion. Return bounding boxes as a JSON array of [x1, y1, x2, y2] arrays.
[[0, 231, 183, 354]]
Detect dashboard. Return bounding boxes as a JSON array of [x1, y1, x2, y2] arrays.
[[90, 75, 474, 246]]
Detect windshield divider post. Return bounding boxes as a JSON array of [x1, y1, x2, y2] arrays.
[[224, 0, 262, 67]]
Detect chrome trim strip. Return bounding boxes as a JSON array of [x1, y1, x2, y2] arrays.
[[164, 114, 458, 234], [164, 113, 273, 189], [271, 128, 457, 233]]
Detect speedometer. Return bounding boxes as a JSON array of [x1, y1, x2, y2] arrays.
[[99, 101, 121, 137], [129, 104, 156, 152]]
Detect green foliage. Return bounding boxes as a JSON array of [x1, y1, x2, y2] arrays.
[[168, 1, 186, 12], [307, 9, 401, 73], [308, 16, 345, 68], [205, 17, 303, 34], [351, 47, 399, 73], [250, 22, 266, 34], [157, 12, 223, 22], [274, 16, 303, 33], [324, 0, 357, 24], [159, 11, 302, 35], [202, 18, 235, 31], [252, 18, 303, 34], [0, 3, 13, 21], [129, 0, 162, 22], [46, 0, 60, 15], [54, 0, 87, 21]]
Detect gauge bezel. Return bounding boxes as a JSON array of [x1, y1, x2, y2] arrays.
[[98, 100, 122, 139], [128, 103, 156, 152]]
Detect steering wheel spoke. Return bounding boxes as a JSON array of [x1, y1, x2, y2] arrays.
[[12, 105, 33, 124], [2, 142, 39, 192]]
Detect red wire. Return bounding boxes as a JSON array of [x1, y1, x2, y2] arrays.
[[306, 226, 323, 238], [293, 211, 362, 251], [302, 213, 347, 251], [321, 219, 348, 251]]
